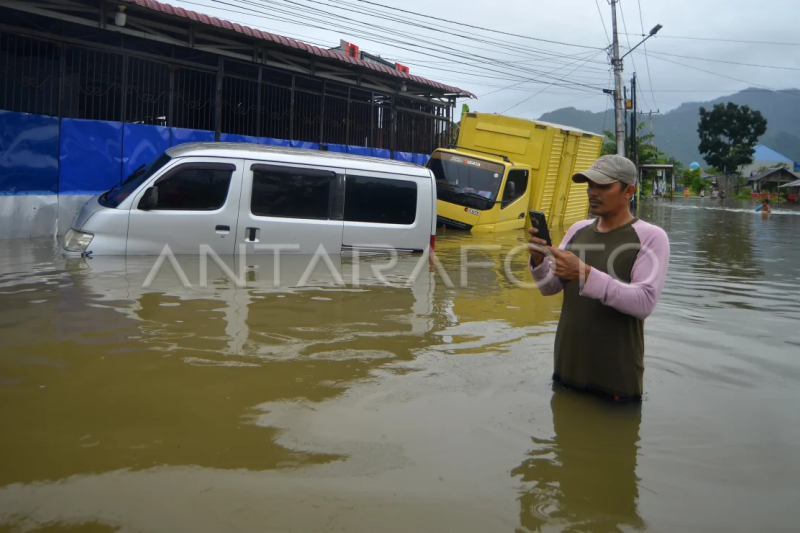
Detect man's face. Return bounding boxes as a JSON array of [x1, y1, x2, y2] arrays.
[[587, 181, 635, 216]]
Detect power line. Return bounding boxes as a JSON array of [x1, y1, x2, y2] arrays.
[[324, 1, 603, 65], [349, 0, 605, 50], [602, 70, 613, 132], [517, 93, 605, 116], [595, 0, 611, 45], [501, 49, 608, 113], [622, 33, 800, 47], [630, 48, 800, 72], [255, 0, 607, 84], [306, 0, 610, 70], [644, 53, 800, 98], [204, 0, 607, 93], [636, 0, 658, 111], [618, 0, 651, 110], [264, 0, 611, 89], [477, 50, 608, 97]]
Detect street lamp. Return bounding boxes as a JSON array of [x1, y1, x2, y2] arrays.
[[621, 24, 663, 60]]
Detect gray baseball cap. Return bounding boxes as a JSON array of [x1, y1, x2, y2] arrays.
[[572, 154, 638, 186]]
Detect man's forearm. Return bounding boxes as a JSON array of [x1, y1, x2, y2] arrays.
[[529, 257, 564, 296]]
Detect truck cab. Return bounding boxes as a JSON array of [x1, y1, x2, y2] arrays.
[[428, 113, 604, 234], [427, 149, 532, 232]]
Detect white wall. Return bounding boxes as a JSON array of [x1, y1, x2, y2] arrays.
[[0, 195, 93, 240], [740, 160, 787, 178]]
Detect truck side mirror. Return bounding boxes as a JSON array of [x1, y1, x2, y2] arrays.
[[502, 181, 516, 205], [138, 186, 158, 210]]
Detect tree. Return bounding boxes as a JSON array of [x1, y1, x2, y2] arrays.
[[681, 167, 703, 194], [601, 122, 662, 165], [447, 103, 471, 146], [697, 103, 767, 175]]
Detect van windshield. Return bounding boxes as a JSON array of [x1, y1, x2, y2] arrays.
[[99, 153, 172, 208], [427, 152, 506, 210]]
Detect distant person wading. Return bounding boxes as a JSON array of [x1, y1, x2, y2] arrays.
[[528, 155, 670, 401]]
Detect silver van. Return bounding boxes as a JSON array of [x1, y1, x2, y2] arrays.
[[62, 143, 437, 256]]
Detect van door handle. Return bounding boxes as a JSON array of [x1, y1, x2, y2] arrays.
[[245, 227, 259, 242], [215, 225, 230, 234]]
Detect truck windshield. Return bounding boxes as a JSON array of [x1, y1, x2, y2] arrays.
[[427, 152, 506, 210], [99, 153, 172, 208]]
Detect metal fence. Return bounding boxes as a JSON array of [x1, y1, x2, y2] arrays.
[[0, 31, 452, 153]]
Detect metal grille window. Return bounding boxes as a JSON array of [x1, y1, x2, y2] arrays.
[[63, 47, 123, 121], [349, 90, 374, 148], [395, 110, 414, 153], [260, 83, 291, 140], [172, 67, 216, 131], [0, 34, 60, 117], [293, 90, 321, 143], [126, 57, 170, 126], [373, 98, 392, 150], [323, 94, 348, 145], [222, 75, 259, 137]]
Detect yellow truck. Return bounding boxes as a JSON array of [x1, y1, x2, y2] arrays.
[[427, 112, 604, 233]]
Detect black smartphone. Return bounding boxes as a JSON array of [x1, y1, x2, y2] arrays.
[[529, 210, 552, 247]]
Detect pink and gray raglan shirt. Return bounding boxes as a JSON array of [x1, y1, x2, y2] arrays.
[[530, 218, 670, 400]]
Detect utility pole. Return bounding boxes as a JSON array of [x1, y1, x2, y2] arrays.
[[610, 0, 625, 156], [647, 110, 661, 145], [630, 72, 637, 165], [623, 85, 629, 157], [611, 20, 663, 159]]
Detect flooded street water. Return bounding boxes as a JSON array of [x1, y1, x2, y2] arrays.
[[1, 199, 800, 532]]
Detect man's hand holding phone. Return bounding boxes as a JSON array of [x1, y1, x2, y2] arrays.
[[528, 227, 592, 281], [527, 227, 550, 267]]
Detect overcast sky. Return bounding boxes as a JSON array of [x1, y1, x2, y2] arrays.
[[174, 0, 800, 118]]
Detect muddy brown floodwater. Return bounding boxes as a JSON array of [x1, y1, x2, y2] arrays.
[[1, 199, 800, 532]]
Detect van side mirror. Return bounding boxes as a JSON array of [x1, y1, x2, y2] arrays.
[[138, 186, 158, 210]]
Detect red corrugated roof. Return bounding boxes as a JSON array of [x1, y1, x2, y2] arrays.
[[121, 0, 475, 98]]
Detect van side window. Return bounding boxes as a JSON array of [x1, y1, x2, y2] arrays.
[[149, 165, 234, 211], [344, 176, 417, 225], [251, 167, 333, 219], [501, 170, 528, 208]]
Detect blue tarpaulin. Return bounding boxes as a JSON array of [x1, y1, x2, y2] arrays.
[[347, 146, 371, 156], [0, 110, 436, 198], [290, 140, 320, 150], [0, 110, 59, 195], [123, 123, 170, 180], [324, 144, 347, 153], [393, 151, 413, 163], [260, 137, 291, 147], [170, 127, 214, 147], [60, 118, 123, 194], [220, 133, 261, 144]]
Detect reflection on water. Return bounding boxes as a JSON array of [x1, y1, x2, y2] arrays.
[[1, 199, 800, 532], [514, 388, 643, 533]]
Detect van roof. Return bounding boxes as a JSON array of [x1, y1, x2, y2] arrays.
[[166, 143, 432, 176]]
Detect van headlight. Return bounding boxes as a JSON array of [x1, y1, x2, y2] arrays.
[[63, 229, 94, 253]]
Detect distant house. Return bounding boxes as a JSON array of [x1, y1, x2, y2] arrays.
[[779, 179, 800, 202], [746, 167, 799, 192], [740, 145, 798, 177]]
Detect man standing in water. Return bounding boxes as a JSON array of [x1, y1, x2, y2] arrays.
[[528, 155, 670, 401]]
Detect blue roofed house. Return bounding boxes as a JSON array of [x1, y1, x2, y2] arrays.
[[740, 145, 798, 177]]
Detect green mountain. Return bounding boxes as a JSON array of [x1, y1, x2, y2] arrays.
[[538, 88, 800, 166]]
